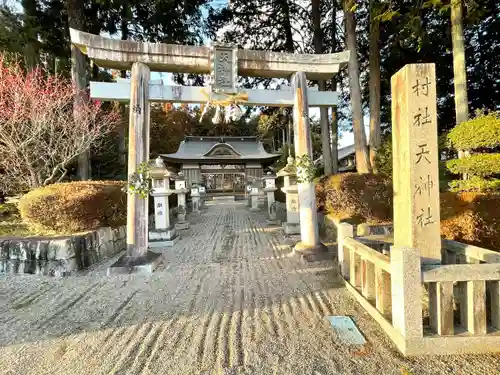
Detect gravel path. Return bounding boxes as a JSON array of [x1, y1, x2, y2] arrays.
[[0, 203, 498, 375]]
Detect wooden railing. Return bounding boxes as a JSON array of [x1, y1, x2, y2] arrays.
[[425, 240, 500, 336], [343, 237, 392, 319]]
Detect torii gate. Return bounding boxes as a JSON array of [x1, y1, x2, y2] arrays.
[[70, 29, 350, 273]]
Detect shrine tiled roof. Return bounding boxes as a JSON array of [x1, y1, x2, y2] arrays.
[[160, 136, 281, 162], [314, 144, 355, 165]]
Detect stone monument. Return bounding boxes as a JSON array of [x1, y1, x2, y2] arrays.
[[277, 156, 300, 235], [262, 171, 279, 225], [391, 63, 441, 265], [149, 157, 179, 247], [174, 172, 189, 230]]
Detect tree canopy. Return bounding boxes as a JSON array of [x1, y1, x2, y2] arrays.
[[0, 0, 499, 181]]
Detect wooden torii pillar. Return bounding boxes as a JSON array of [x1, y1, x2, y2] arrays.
[[70, 29, 349, 273]]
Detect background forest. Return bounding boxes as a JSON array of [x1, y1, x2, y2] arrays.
[[0, 0, 498, 180]]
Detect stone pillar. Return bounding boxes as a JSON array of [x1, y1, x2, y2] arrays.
[[191, 186, 201, 214], [199, 185, 207, 209], [250, 185, 260, 211], [337, 223, 354, 279], [262, 172, 278, 225], [292, 71, 326, 256], [126, 62, 151, 258], [245, 182, 252, 207], [391, 63, 441, 265], [149, 163, 178, 247], [108, 63, 162, 274], [390, 246, 424, 339], [277, 156, 300, 235], [174, 173, 189, 230]]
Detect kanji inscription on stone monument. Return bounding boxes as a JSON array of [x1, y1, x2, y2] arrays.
[[392, 63, 441, 264]]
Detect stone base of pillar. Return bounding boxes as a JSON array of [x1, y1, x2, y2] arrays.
[[149, 228, 179, 247], [175, 221, 189, 230], [293, 241, 329, 262], [107, 251, 163, 276], [283, 222, 300, 235], [192, 197, 201, 213]]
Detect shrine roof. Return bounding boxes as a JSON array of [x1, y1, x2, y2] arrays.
[[160, 136, 281, 163], [314, 144, 355, 164]]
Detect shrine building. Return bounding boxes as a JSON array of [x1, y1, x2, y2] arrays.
[[160, 136, 280, 193]]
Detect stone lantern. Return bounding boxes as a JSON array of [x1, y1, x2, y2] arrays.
[[277, 156, 300, 235], [173, 171, 189, 230], [149, 157, 179, 247], [262, 171, 279, 225]]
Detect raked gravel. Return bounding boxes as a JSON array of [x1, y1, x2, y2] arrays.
[[0, 203, 498, 375]]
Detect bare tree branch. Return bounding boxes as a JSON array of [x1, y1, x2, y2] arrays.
[[0, 55, 121, 193]]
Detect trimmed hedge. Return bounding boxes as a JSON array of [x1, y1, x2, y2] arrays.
[[316, 176, 500, 251], [441, 192, 500, 251], [19, 181, 127, 234], [446, 110, 500, 192], [446, 153, 500, 177], [448, 176, 500, 192], [447, 110, 500, 151]]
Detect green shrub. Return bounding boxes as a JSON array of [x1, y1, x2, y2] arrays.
[[447, 110, 500, 151], [446, 110, 500, 192], [374, 136, 393, 177], [19, 181, 127, 234], [448, 176, 500, 192], [446, 154, 500, 177], [317, 173, 393, 224]]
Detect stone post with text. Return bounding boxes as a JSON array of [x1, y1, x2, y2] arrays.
[[391, 63, 441, 265]]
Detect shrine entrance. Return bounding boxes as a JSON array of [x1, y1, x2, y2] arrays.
[[202, 171, 245, 193], [69, 27, 349, 268], [201, 164, 246, 192]]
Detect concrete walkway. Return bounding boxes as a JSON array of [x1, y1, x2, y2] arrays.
[[0, 203, 497, 375]]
